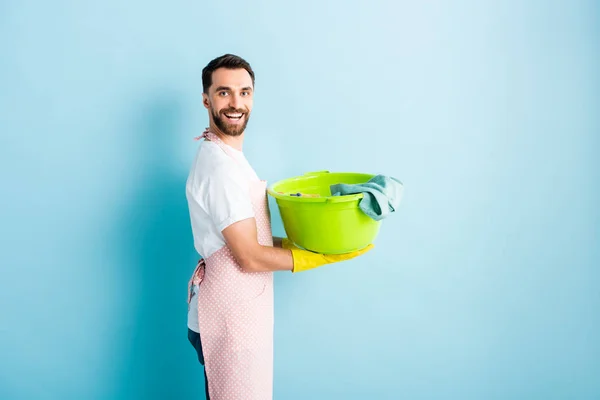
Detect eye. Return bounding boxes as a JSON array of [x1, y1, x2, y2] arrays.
[[218, 91, 228, 96], [241, 91, 250, 96]]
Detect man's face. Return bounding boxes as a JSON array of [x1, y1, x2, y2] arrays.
[[203, 68, 254, 137]]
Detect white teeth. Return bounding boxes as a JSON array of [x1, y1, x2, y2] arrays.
[[225, 113, 242, 118]]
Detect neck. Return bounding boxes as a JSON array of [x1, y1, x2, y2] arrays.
[[210, 122, 244, 151]]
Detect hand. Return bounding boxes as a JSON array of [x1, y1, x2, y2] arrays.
[[282, 238, 374, 273]]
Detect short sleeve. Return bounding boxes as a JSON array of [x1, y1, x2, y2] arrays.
[[202, 164, 255, 233]]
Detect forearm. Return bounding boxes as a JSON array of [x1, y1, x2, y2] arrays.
[[222, 218, 293, 272], [245, 244, 293, 272]]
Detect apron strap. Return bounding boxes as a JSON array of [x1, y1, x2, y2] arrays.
[[194, 128, 244, 162]]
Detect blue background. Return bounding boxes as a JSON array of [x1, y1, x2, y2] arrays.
[[1, 1, 599, 399]]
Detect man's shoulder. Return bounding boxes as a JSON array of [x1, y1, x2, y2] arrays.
[[192, 142, 245, 184]]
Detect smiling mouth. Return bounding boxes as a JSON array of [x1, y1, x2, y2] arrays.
[[223, 112, 244, 121]]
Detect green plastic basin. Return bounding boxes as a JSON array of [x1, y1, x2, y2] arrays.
[[267, 171, 381, 254]]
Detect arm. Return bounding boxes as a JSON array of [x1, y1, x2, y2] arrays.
[[198, 165, 368, 272], [223, 219, 374, 273], [223, 218, 293, 272]]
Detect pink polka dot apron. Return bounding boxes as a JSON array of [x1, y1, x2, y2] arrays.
[[187, 130, 274, 400]]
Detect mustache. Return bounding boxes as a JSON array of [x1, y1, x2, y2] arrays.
[[220, 107, 248, 115]]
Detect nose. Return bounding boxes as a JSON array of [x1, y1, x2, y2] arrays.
[[229, 93, 242, 110]]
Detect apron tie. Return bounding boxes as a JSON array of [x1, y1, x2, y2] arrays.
[[187, 258, 206, 303], [193, 128, 240, 159], [194, 127, 215, 141]]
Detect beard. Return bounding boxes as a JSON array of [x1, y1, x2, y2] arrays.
[[211, 106, 250, 137]]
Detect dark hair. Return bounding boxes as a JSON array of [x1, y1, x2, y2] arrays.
[[202, 54, 255, 93]]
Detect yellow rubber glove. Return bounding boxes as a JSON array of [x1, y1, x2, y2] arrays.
[[282, 238, 374, 273]]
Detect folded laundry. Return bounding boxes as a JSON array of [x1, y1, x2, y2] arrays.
[[330, 175, 404, 221]]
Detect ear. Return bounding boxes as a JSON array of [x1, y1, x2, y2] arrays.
[[202, 93, 210, 110]]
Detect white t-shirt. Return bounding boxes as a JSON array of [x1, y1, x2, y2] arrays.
[[185, 140, 259, 332]]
